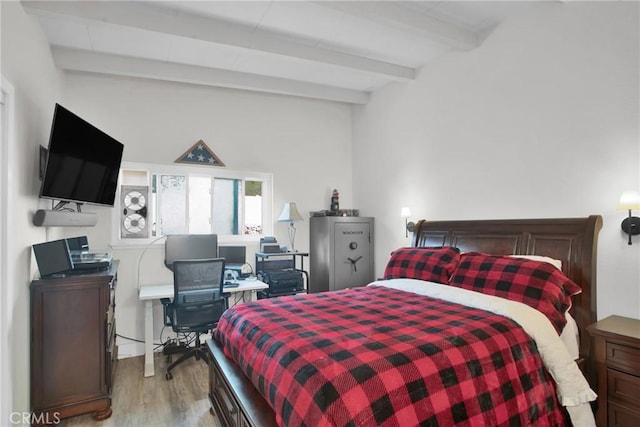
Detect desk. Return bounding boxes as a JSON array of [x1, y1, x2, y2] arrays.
[[138, 279, 268, 377]]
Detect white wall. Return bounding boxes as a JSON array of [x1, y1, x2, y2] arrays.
[[0, 1, 66, 423], [1, 1, 352, 412], [54, 74, 352, 357], [352, 2, 640, 320]]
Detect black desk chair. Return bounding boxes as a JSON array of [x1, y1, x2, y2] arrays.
[[161, 258, 227, 380]]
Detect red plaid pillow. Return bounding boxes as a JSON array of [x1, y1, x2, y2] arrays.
[[383, 246, 460, 284], [450, 252, 581, 333]]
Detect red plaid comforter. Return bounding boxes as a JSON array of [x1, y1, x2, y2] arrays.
[[213, 286, 568, 427]]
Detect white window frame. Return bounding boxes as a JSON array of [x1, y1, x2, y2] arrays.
[[111, 161, 273, 248]]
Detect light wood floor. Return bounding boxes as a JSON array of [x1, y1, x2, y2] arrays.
[[59, 352, 221, 427]]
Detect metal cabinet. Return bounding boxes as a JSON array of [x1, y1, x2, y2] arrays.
[[309, 216, 374, 293]]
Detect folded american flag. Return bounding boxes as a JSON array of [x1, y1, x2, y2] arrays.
[[214, 286, 568, 426]]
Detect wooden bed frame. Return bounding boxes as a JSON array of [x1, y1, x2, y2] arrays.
[[206, 215, 603, 427]]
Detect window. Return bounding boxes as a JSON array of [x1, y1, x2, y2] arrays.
[[113, 162, 272, 245]]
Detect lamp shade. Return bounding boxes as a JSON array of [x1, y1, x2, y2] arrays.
[[277, 202, 303, 222], [401, 207, 411, 218], [617, 190, 640, 210]]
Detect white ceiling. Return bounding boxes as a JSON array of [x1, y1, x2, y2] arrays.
[[23, 1, 535, 104]]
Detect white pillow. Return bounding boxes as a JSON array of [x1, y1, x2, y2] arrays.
[[509, 255, 562, 270]]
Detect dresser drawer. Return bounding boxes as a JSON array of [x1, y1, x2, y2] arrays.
[[607, 342, 640, 374], [210, 362, 239, 427], [607, 345, 640, 427], [608, 400, 640, 427], [608, 368, 640, 406]]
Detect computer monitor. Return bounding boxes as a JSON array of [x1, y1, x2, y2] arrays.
[[164, 234, 218, 271], [218, 246, 246, 266]]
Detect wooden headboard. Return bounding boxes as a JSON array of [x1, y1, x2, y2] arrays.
[[412, 215, 603, 383]]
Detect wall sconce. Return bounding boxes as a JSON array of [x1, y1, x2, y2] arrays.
[[617, 190, 640, 245], [401, 207, 415, 238], [277, 202, 304, 251]]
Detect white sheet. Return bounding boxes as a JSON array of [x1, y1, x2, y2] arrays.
[[560, 312, 580, 360], [369, 278, 596, 426]]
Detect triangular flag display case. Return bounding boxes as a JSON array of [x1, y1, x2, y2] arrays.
[[175, 140, 225, 167]]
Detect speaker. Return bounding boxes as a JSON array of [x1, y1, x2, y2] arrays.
[[120, 185, 149, 238], [33, 210, 98, 227]]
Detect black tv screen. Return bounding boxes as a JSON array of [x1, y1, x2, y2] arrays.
[[40, 104, 124, 207]]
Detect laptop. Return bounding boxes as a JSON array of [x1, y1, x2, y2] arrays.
[[32, 239, 74, 278]]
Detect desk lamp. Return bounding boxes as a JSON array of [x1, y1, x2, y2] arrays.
[[277, 202, 303, 252]]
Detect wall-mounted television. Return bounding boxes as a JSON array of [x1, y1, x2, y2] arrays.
[[39, 104, 124, 207]]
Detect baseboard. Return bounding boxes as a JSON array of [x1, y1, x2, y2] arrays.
[[115, 341, 145, 359]]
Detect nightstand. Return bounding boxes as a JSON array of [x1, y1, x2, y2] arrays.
[[587, 315, 640, 427]]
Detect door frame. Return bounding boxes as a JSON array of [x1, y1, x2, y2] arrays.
[[1, 75, 15, 425]]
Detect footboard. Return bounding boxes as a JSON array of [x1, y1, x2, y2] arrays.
[[206, 339, 276, 427]]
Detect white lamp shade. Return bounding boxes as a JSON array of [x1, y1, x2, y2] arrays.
[[277, 202, 303, 222], [617, 190, 640, 210], [401, 207, 411, 218]]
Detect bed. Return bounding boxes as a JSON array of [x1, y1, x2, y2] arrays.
[[206, 215, 603, 427]]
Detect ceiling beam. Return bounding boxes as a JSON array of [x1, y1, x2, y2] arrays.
[[313, 1, 479, 51], [51, 47, 370, 104], [22, 0, 415, 82]]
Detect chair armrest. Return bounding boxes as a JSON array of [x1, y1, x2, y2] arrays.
[[161, 298, 172, 327]]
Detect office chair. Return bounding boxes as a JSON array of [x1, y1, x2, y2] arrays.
[[161, 258, 227, 380]]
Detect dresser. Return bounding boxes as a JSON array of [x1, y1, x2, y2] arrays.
[[30, 262, 118, 424], [588, 315, 640, 427]]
